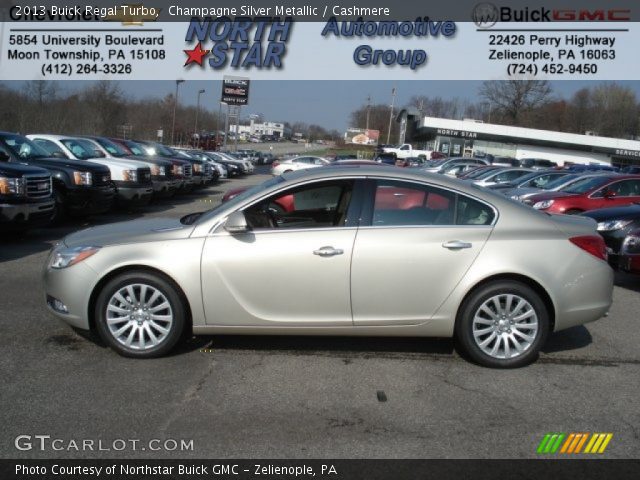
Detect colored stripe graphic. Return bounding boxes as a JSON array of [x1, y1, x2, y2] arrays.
[[539, 433, 613, 454]]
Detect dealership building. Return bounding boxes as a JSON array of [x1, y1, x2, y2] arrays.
[[407, 116, 640, 167]]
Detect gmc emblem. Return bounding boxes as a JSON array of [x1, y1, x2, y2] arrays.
[[553, 9, 631, 21]]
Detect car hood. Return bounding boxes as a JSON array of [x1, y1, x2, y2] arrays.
[[582, 204, 640, 221], [526, 191, 577, 202], [87, 157, 150, 170], [23, 157, 110, 173], [63, 218, 194, 248]]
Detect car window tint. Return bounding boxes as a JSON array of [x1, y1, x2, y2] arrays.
[[457, 196, 495, 225], [610, 180, 640, 197], [244, 180, 354, 230], [372, 180, 455, 226], [33, 139, 64, 156]]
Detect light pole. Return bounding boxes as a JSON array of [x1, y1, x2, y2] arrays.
[[194, 89, 205, 146], [365, 95, 371, 130], [386, 87, 397, 144], [171, 79, 184, 146]]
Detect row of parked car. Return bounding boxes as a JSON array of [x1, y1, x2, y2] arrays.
[[0, 131, 258, 232], [262, 152, 640, 276], [420, 159, 640, 276]]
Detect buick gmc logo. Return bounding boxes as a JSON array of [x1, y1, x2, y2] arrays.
[[472, 3, 499, 28], [472, 3, 631, 28]]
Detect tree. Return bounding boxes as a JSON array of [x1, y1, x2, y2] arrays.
[[590, 83, 639, 138], [479, 80, 552, 125]]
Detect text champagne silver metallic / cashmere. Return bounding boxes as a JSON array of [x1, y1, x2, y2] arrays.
[[43, 166, 614, 368]]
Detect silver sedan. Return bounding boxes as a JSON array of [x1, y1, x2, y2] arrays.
[[43, 166, 613, 368]]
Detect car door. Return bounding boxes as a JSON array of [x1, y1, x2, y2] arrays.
[[201, 178, 360, 327], [350, 179, 495, 326]]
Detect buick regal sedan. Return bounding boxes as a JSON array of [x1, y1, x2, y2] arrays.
[[43, 167, 613, 368]]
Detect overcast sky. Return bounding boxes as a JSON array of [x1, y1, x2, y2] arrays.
[[6, 80, 640, 131]]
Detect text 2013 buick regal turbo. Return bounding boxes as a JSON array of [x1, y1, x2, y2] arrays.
[[43, 166, 613, 368]]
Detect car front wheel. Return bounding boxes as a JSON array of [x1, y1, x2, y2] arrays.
[[456, 281, 549, 368], [95, 271, 186, 358]]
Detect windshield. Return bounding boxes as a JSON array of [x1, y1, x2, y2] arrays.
[[62, 138, 101, 159], [196, 175, 286, 225], [541, 174, 580, 190], [562, 176, 610, 194], [95, 138, 128, 157], [0, 133, 51, 160], [123, 141, 146, 156], [475, 168, 505, 180]]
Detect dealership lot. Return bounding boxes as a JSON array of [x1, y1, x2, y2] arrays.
[[1, 167, 639, 459]]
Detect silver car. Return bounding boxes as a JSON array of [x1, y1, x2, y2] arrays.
[[43, 167, 613, 368]]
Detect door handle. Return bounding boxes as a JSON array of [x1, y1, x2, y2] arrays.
[[313, 246, 344, 257], [442, 240, 473, 250]]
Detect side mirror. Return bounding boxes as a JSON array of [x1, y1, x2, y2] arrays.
[[93, 150, 106, 158], [224, 211, 250, 234], [604, 189, 617, 199], [51, 151, 67, 159]]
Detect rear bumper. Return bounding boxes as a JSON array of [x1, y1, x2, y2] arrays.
[[0, 200, 55, 228], [65, 185, 115, 216]]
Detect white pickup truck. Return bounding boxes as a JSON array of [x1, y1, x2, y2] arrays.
[[382, 144, 433, 159]]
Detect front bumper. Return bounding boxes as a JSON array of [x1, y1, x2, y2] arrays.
[[65, 185, 115, 216], [43, 258, 98, 330], [0, 199, 55, 229], [152, 178, 178, 197], [114, 182, 153, 206]]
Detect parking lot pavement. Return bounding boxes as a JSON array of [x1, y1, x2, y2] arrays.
[[1, 169, 639, 459]]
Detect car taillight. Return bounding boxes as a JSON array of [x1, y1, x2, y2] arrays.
[[570, 235, 608, 262], [272, 161, 280, 167]]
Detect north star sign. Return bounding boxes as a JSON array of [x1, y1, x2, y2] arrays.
[[436, 128, 478, 138]]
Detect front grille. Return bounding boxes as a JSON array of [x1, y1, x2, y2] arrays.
[[94, 172, 111, 186], [204, 164, 213, 176], [138, 168, 152, 184], [24, 174, 52, 199], [183, 164, 192, 178]]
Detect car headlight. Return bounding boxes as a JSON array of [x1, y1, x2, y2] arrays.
[[72, 171, 92, 186], [0, 176, 25, 195], [597, 220, 632, 232], [49, 246, 101, 269], [533, 199, 554, 210], [122, 169, 138, 182], [151, 165, 166, 176], [193, 163, 202, 173], [172, 165, 183, 176], [622, 234, 640, 254], [510, 194, 521, 201]]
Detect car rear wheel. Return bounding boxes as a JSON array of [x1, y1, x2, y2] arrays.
[[456, 281, 549, 368], [95, 271, 185, 358]]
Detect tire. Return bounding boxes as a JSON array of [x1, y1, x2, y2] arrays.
[[51, 189, 66, 224], [455, 281, 549, 368], [94, 271, 186, 358]]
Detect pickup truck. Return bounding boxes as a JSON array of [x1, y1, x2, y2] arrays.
[[0, 159, 55, 231], [0, 132, 114, 220], [79, 136, 179, 198], [27, 134, 153, 207], [382, 144, 433, 160]]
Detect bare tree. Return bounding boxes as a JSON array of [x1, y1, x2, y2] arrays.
[[479, 80, 552, 125]]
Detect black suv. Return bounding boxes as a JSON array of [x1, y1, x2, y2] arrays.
[[0, 132, 115, 218], [0, 160, 55, 231]]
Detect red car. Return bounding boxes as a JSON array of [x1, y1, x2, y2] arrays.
[[528, 174, 640, 214], [620, 229, 640, 274]]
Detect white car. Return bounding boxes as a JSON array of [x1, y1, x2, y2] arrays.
[[472, 168, 535, 187], [270, 156, 329, 176], [27, 134, 153, 205], [206, 151, 254, 174]]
